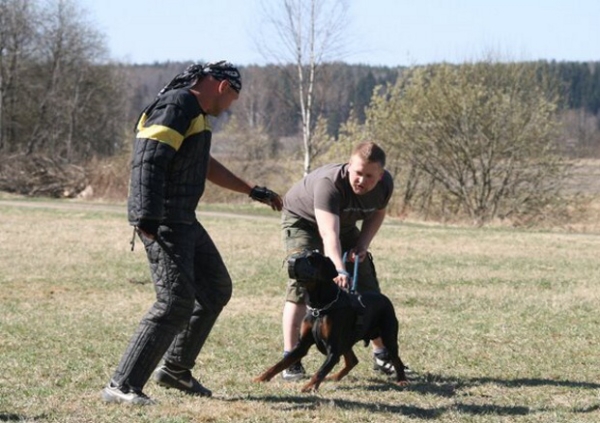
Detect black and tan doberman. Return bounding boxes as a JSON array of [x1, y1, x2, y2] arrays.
[[255, 250, 408, 392]]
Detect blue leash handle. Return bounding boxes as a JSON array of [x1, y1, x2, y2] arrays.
[[342, 251, 360, 293]]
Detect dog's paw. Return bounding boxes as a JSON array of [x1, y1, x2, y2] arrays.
[[301, 381, 322, 393], [395, 379, 410, 387]]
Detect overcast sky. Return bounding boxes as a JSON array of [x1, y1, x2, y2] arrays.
[[79, 0, 600, 67]]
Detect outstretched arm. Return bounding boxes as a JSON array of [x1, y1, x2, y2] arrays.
[[315, 208, 350, 289], [207, 156, 283, 210], [207, 156, 253, 194]]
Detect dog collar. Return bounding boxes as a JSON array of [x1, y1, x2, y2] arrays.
[[307, 288, 341, 317]]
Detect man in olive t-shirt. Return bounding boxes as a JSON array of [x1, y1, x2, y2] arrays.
[[280, 141, 403, 380]]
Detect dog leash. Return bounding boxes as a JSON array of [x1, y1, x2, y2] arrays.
[[342, 251, 360, 294]]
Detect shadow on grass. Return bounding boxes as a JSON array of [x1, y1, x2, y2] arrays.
[[572, 405, 600, 413], [223, 394, 443, 419], [227, 373, 600, 419], [352, 372, 600, 400], [418, 372, 600, 391], [0, 413, 47, 422], [223, 393, 533, 419]]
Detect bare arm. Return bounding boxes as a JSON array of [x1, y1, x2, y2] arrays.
[[207, 156, 283, 211], [315, 208, 350, 289], [354, 208, 387, 260], [207, 156, 253, 194]]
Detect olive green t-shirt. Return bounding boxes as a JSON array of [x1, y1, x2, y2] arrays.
[[282, 163, 394, 231]]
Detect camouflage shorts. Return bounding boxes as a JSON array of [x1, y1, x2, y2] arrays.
[[281, 213, 380, 303]]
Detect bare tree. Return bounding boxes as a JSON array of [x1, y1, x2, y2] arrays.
[[0, 0, 128, 196], [26, 0, 110, 158], [0, 0, 36, 152], [0, 0, 126, 161], [257, 0, 349, 175]]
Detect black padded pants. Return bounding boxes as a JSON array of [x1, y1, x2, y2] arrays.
[[110, 221, 232, 390]]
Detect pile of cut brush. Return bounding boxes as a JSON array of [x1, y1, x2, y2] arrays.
[[0, 154, 87, 198]]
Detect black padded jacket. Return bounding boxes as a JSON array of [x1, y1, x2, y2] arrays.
[[127, 89, 212, 226]]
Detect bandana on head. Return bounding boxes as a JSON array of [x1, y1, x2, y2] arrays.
[[157, 60, 242, 96], [203, 60, 242, 93]]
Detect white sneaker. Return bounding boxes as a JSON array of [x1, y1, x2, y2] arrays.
[[373, 351, 414, 376], [101, 383, 155, 405], [373, 352, 396, 375], [282, 362, 306, 381]]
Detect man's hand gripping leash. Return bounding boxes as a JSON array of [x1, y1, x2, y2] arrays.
[[341, 251, 360, 293]]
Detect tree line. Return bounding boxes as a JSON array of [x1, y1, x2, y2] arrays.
[[1, 1, 598, 164], [1, 0, 599, 226], [122, 60, 600, 154]]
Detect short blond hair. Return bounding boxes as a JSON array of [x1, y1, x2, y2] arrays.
[[351, 141, 386, 167]]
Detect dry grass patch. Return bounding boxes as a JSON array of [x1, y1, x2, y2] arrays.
[[1, 198, 600, 423]]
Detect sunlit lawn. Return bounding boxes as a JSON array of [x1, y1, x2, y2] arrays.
[[1, 198, 599, 422]]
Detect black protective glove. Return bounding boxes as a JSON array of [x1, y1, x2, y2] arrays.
[[136, 219, 160, 238], [249, 186, 283, 211]]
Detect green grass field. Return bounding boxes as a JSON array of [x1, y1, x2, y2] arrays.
[[1, 198, 599, 422]]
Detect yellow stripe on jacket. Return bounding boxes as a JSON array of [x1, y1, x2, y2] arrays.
[[136, 114, 210, 151]]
